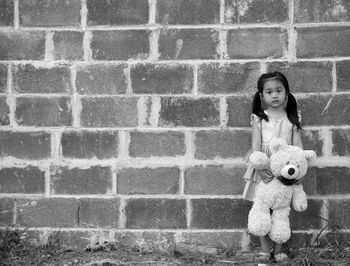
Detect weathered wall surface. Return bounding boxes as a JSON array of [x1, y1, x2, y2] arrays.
[[0, 0, 350, 250]]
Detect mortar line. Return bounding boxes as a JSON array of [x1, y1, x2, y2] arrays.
[[332, 61, 337, 93], [186, 198, 192, 229], [14, 0, 19, 29], [179, 168, 185, 196], [6, 64, 17, 126], [220, 97, 228, 128], [219, 0, 225, 24], [148, 0, 156, 25], [192, 64, 198, 95], [81, 0, 87, 30], [45, 31, 54, 62], [71, 65, 81, 128]]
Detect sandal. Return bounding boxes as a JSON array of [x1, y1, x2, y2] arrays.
[[256, 251, 271, 262], [274, 252, 288, 262]]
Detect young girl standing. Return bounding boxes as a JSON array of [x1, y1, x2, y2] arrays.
[[243, 71, 303, 262]]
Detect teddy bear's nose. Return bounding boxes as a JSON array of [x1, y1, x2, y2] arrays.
[[288, 168, 295, 175]]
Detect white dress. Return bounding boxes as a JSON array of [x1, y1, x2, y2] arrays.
[[242, 111, 296, 201]]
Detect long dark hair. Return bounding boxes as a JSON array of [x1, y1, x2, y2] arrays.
[[252, 71, 302, 130]]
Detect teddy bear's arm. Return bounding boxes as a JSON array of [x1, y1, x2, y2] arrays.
[[292, 185, 307, 212]]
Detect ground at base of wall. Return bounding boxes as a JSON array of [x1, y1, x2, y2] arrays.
[[1, 231, 350, 266]]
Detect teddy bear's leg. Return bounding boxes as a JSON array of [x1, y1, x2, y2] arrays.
[[269, 207, 291, 244], [248, 199, 272, 237]]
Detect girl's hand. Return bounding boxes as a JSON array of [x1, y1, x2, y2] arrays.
[[256, 169, 274, 183]]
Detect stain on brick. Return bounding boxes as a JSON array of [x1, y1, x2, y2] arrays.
[[51, 166, 112, 195], [159, 97, 220, 127], [195, 130, 251, 159], [0, 166, 45, 193], [301, 130, 323, 157], [129, 131, 185, 157], [91, 30, 150, 60], [267, 61, 333, 93], [16, 198, 78, 227], [13, 64, 72, 94], [332, 128, 350, 156], [118, 167, 180, 195], [61, 131, 118, 159], [125, 199, 186, 229], [184, 165, 246, 195], [87, 0, 149, 25], [19, 0, 81, 26], [131, 64, 193, 94], [79, 198, 119, 228], [198, 62, 260, 94], [337, 60, 350, 91], [0, 96, 10, 126], [225, 0, 288, 23], [159, 29, 219, 60], [0, 31, 45, 60], [53, 31, 84, 61], [0, 131, 51, 159], [156, 0, 220, 24], [297, 27, 350, 58], [191, 199, 251, 229], [15, 97, 72, 127], [81, 97, 138, 127], [76, 64, 128, 95], [227, 28, 287, 59]]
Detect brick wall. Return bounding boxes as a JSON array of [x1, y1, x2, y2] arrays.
[[0, 0, 350, 250]]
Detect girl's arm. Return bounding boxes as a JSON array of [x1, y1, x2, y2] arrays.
[[293, 127, 303, 149], [251, 118, 261, 152]]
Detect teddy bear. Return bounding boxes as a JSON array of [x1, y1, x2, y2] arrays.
[[247, 138, 316, 244]]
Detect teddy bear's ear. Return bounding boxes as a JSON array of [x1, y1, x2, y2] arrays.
[[304, 150, 316, 160], [269, 138, 288, 154]]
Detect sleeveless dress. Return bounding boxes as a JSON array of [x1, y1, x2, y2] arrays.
[[242, 111, 296, 201]]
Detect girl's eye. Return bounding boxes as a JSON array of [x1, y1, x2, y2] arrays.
[[286, 162, 289, 165]]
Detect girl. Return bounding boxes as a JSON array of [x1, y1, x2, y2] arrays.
[[243, 71, 303, 262]]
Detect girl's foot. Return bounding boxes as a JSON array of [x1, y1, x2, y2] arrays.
[[256, 251, 271, 262], [274, 252, 288, 262]]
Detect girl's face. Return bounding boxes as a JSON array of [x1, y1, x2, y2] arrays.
[[260, 79, 287, 109]]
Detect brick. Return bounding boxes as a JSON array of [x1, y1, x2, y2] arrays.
[[76, 64, 127, 95], [51, 166, 112, 195], [315, 167, 350, 195], [131, 64, 193, 94], [177, 232, 243, 249], [287, 232, 314, 249], [53, 32, 83, 61], [290, 199, 324, 230], [0, 0, 14, 26], [296, 27, 350, 58], [156, 0, 220, 24], [227, 28, 287, 59], [184, 165, 246, 195], [125, 199, 186, 229], [118, 167, 180, 195], [328, 199, 350, 228], [0, 96, 10, 125], [198, 62, 260, 94], [191, 199, 251, 229], [0, 131, 50, 159], [0, 198, 14, 226], [226, 96, 251, 127], [0, 64, 7, 93], [129, 131, 185, 157], [0, 166, 45, 193], [267, 62, 333, 93], [302, 167, 318, 196], [159, 29, 219, 60], [19, 0, 80, 26], [298, 94, 350, 126], [16, 198, 78, 227], [15, 97, 72, 127], [91, 30, 149, 60], [301, 130, 323, 157], [337, 60, 350, 91], [51, 230, 92, 250], [332, 128, 350, 156], [0, 31, 45, 60], [225, 0, 288, 23], [79, 198, 119, 228], [295, 0, 350, 23], [61, 131, 118, 159], [159, 97, 220, 127], [80, 97, 138, 127], [13, 64, 72, 94], [87, 0, 148, 25], [195, 130, 250, 159]]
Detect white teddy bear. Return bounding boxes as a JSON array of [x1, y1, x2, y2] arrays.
[[248, 138, 316, 244]]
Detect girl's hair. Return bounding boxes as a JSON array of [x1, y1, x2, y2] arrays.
[[252, 71, 302, 130]]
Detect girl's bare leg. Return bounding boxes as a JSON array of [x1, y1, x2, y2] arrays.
[[260, 235, 270, 253]]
